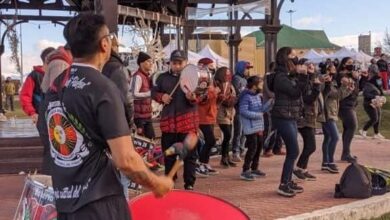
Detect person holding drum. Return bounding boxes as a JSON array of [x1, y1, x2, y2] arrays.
[[152, 50, 200, 190], [198, 57, 216, 75], [42, 13, 173, 219], [131, 51, 155, 139]]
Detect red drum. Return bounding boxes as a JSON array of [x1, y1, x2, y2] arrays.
[[128, 190, 249, 220]]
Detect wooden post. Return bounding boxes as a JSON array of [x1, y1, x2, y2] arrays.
[[94, 0, 118, 33]]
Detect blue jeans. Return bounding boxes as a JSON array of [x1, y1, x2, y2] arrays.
[[322, 120, 339, 164], [272, 117, 299, 184], [232, 111, 246, 154], [120, 172, 130, 200]]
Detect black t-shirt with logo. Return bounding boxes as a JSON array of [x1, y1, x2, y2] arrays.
[[43, 64, 130, 213]]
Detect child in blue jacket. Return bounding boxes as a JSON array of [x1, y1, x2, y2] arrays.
[[239, 76, 273, 181]]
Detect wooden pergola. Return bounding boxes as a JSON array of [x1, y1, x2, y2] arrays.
[[0, 0, 291, 113]]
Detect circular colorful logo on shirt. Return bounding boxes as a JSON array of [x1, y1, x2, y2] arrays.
[[46, 102, 89, 168], [48, 114, 77, 156]]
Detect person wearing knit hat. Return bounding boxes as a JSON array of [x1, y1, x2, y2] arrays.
[[131, 51, 155, 139], [198, 57, 216, 75], [137, 52, 152, 66]]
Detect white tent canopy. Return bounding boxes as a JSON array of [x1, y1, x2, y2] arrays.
[[163, 41, 203, 65], [198, 44, 229, 67], [319, 50, 329, 58], [303, 49, 324, 63]]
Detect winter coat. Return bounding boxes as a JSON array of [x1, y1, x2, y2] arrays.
[[322, 79, 351, 121], [20, 66, 45, 116], [217, 84, 237, 125], [239, 89, 271, 135], [270, 67, 308, 120]]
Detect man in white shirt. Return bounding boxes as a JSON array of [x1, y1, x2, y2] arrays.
[[131, 52, 155, 139]]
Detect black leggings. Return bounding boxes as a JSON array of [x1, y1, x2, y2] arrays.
[[199, 124, 216, 164], [339, 108, 357, 158], [243, 133, 263, 172], [297, 127, 316, 169], [134, 118, 155, 139], [219, 124, 232, 158], [363, 104, 381, 134]]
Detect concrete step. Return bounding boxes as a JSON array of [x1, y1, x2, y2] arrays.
[[0, 137, 42, 148], [0, 158, 42, 174], [0, 146, 43, 160]]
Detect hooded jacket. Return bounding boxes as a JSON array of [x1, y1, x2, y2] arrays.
[[102, 51, 134, 127], [232, 61, 249, 96], [20, 66, 45, 116]]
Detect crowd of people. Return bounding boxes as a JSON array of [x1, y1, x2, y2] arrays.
[[14, 12, 389, 218]]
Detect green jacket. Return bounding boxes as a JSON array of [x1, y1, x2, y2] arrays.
[[321, 80, 351, 121]]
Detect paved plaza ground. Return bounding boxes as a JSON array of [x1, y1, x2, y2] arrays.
[[0, 131, 389, 219]]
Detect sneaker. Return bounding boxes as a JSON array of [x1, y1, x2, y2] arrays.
[[359, 129, 367, 138], [374, 133, 385, 139], [341, 155, 357, 163], [184, 185, 194, 191], [240, 171, 256, 181], [232, 153, 242, 162], [251, 170, 266, 178], [288, 181, 304, 193], [205, 164, 219, 175], [321, 163, 339, 174], [195, 164, 209, 178], [293, 169, 307, 180], [303, 171, 316, 181], [277, 183, 296, 197]]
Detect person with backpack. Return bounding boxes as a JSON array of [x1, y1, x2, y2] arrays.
[[292, 59, 323, 181], [359, 72, 386, 139], [129, 51, 155, 139], [270, 47, 308, 197], [232, 61, 253, 162], [214, 67, 237, 168], [20, 47, 55, 124], [321, 63, 352, 174], [335, 57, 361, 163], [239, 76, 272, 181]]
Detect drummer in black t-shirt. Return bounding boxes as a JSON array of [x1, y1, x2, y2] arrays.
[[43, 13, 173, 219]]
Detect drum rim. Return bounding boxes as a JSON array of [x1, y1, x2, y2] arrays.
[[180, 64, 201, 93], [129, 189, 250, 219]]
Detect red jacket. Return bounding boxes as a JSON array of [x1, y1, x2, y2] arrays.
[[133, 69, 152, 119], [20, 66, 45, 116]]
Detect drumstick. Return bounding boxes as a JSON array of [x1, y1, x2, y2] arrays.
[[167, 159, 184, 179], [169, 81, 181, 97]]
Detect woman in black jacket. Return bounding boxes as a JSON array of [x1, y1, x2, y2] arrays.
[[335, 57, 360, 163], [270, 47, 308, 197], [359, 73, 386, 139]]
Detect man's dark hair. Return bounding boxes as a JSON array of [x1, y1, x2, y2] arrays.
[[64, 13, 107, 58], [40, 47, 55, 63]]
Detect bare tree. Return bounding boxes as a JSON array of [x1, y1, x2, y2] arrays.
[[383, 28, 390, 53]]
